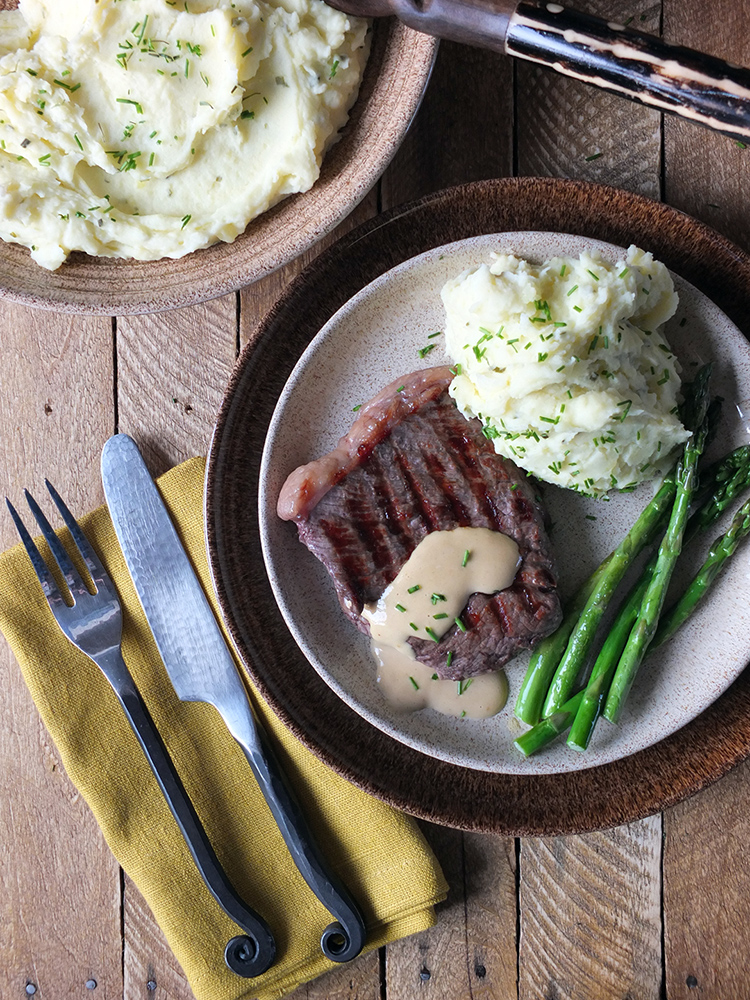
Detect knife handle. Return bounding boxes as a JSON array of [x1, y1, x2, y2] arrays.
[[386, 0, 750, 141], [98, 649, 277, 978], [505, 1, 750, 141], [237, 719, 367, 963]]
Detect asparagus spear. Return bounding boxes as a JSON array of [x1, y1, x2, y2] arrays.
[[566, 574, 650, 750], [513, 560, 609, 725], [514, 691, 584, 757], [603, 365, 713, 724], [689, 444, 750, 540], [539, 474, 677, 718], [652, 496, 750, 648], [568, 442, 750, 750]]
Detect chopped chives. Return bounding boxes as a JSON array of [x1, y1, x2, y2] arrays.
[[409, 676, 419, 690], [116, 97, 143, 113], [54, 79, 81, 92], [407, 584, 421, 594]]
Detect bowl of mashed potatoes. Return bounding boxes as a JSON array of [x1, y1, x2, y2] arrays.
[[0, 0, 436, 313]]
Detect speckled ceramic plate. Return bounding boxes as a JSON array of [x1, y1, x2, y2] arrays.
[[206, 178, 750, 834], [258, 230, 750, 775]]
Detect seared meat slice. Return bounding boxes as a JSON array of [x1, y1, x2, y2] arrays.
[[278, 367, 562, 680]]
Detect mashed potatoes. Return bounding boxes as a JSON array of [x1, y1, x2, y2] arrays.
[[443, 246, 689, 497], [0, 0, 369, 269]]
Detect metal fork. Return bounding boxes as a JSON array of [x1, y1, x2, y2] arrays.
[[6, 482, 277, 979]]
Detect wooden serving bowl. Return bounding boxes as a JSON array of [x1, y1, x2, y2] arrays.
[[0, 8, 436, 315]]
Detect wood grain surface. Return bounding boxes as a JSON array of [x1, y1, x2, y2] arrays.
[[2, 2, 750, 999]]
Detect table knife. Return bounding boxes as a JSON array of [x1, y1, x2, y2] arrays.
[[332, 0, 750, 141], [101, 434, 366, 969]]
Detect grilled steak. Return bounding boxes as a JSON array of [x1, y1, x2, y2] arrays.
[[277, 366, 562, 680]]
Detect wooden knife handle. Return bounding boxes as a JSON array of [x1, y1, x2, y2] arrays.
[[507, 1, 750, 140]]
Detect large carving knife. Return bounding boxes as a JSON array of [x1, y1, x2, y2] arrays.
[[101, 433, 366, 967]]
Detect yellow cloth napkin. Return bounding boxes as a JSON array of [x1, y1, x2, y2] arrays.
[[0, 457, 448, 1000]]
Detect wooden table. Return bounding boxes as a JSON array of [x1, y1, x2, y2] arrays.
[[3, 2, 750, 997]]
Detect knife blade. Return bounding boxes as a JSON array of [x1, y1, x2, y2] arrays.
[[101, 433, 366, 964]]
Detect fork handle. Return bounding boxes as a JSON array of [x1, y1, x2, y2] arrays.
[[97, 648, 277, 978]]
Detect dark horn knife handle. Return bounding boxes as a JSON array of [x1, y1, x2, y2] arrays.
[[506, 1, 750, 140], [385, 0, 750, 141], [109, 666, 277, 978]]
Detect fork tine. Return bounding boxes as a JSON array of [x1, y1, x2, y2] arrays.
[[43, 480, 117, 602], [44, 480, 99, 575], [23, 488, 85, 598], [6, 498, 62, 603]]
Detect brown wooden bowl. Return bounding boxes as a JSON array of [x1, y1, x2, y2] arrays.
[[206, 177, 750, 835], [0, 14, 436, 316]]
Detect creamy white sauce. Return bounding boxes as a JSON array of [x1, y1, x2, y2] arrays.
[[374, 644, 509, 718], [362, 527, 521, 719]]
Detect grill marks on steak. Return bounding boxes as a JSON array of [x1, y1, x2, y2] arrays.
[[279, 367, 562, 681]]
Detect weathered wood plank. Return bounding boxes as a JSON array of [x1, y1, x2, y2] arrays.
[[660, 6, 750, 999], [239, 192, 381, 1000], [385, 824, 517, 1000], [380, 42, 514, 210], [0, 304, 122, 999], [514, 5, 665, 999], [116, 294, 237, 998], [302, 949, 382, 1000], [663, 760, 750, 999], [519, 818, 663, 999], [516, 0, 662, 199], [116, 295, 237, 472], [380, 40, 519, 1000], [663, 0, 750, 254]]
